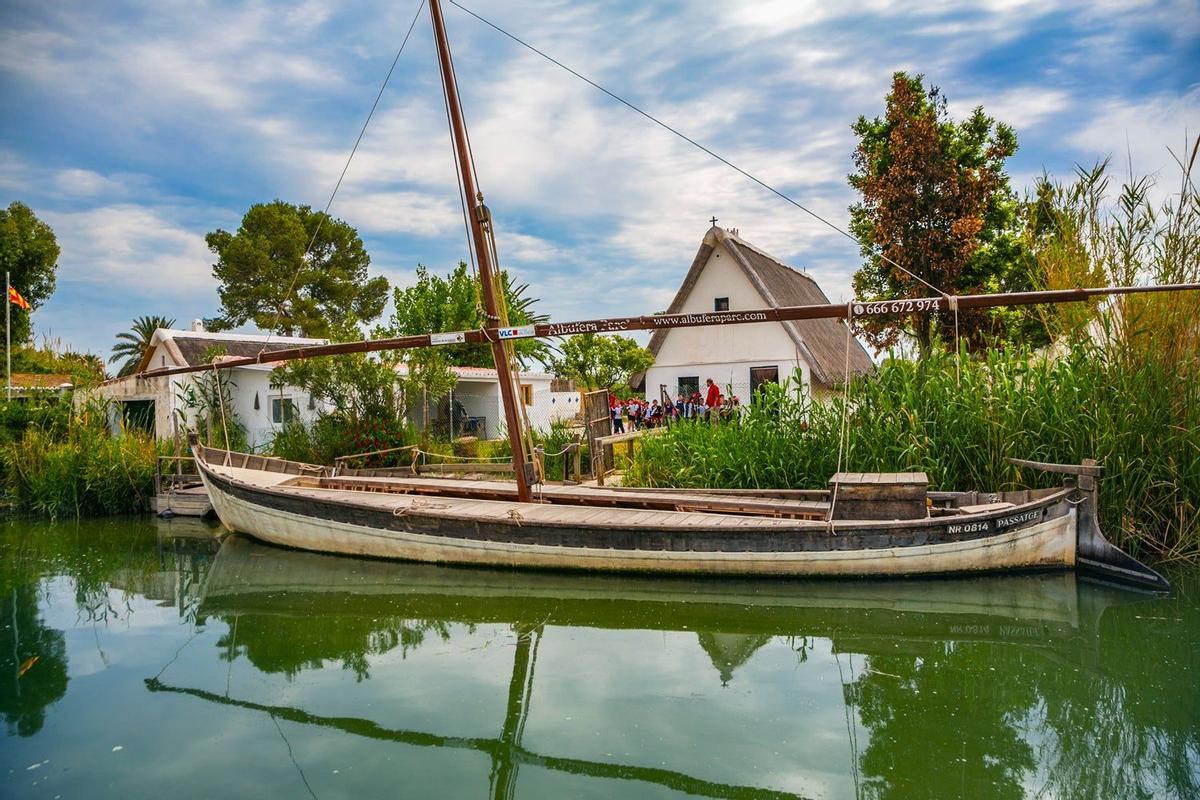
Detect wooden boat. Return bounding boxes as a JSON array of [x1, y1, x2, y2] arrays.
[[173, 0, 1188, 592], [193, 442, 1168, 590]]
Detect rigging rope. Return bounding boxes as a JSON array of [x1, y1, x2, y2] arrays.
[[447, 0, 948, 300], [259, 0, 427, 354], [827, 305, 855, 529], [212, 363, 232, 465], [434, 21, 483, 297]]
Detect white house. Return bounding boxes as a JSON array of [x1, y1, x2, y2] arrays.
[[88, 324, 327, 449], [641, 226, 874, 401], [400, 365, 579, 439]]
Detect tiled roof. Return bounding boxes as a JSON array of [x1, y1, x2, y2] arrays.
[[10, 372, 73, 389], [135, 330, 328, 373]]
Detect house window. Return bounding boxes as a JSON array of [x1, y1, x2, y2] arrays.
[[749, 366, 779, 395], [677, 376, 699, 398], [520, 384, 533, 406], [714, 297, 730, 312], [271, 397, 298, 424]]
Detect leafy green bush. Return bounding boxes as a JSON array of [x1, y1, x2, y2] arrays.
[[534, 421, 587, 482], [0, 396, 71, 446], [271, 414, 414, 468]]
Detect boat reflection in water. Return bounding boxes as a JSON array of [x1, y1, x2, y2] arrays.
[[145, 535, 1196, 800]]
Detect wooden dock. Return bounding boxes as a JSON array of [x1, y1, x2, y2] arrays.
[[153, 455, 213, 517], [151, 485, 213, 517]]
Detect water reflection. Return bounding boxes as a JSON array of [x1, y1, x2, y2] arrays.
[[2, 585, 68, 737], [175, 536, 1196, 799], [1, 522, 1197, 799]]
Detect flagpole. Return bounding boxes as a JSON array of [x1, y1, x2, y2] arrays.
[[5, 271, 10, 402]]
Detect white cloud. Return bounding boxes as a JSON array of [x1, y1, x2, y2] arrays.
[[51, 168, 134, 198], [1068, 88, 1200, 197], [497, 231, 565, 264], [950, 87, 1073, 130], [45, 204, 215, 293], [332, 190, 459, 237]]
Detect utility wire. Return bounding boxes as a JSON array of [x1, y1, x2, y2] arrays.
[[262, 0, 428, 348], [447, 0, 946, 298]]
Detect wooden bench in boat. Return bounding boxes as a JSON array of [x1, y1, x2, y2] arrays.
[[829, 472, 929, 521]]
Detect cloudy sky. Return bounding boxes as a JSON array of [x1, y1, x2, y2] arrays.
[[1, 0, 1196, 361]]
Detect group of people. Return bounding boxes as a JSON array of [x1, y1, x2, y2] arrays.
[[610, 378, 741, 433]]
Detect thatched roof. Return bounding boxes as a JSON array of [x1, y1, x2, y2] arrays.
[[648, 227, 874, 387], [134, 330, 328, 374], [695, 632, 773, 685]]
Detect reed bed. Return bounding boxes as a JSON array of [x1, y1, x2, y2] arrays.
[[0, 427, 159, 519], [626, 344, 1200, 561]]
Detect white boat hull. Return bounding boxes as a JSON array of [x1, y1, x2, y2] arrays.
[[200, 459, 1078, 578]]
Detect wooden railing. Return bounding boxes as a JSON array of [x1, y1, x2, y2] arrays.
[[155, 455, 201, 496]]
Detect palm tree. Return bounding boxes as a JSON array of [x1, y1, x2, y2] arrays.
[[110, 315, 175, 377]]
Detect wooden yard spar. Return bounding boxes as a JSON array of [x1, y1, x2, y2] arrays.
[[145, 281, 1200, 380]]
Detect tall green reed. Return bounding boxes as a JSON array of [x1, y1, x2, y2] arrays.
[[0, 397, 160, 519]]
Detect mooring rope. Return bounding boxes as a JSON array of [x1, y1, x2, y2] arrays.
[[413, 448, 511, 462]]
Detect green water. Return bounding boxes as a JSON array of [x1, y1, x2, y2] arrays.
[[1, 518, 1196, 799]]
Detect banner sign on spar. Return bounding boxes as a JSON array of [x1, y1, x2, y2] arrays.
[[497, 326, 536, 340], [430, 331, 467, 345]]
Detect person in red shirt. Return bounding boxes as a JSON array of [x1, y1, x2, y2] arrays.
[[703, 378, 720, 422], [704, 378, 720, 408]]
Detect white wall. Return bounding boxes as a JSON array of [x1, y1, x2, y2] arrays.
[[537, 390, 581, 427], [405, 375, 559, 440], [646, 242, 810, 399], [223, 367, 321, 449], [88, 366, 320, 450], [408, 382, 497, 439]]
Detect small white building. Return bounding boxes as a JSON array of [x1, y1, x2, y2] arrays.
[[641, 226, 874, 401], [401, 365, 579, 439], [89, 325, 327, 449]]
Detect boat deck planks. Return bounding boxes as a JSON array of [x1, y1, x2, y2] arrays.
[[274, 478, 813, 530], [301, 473, 831, 520]]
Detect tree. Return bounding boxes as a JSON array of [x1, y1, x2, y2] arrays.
[[272, 320, 414, 460], [849, 73, 1027, 355], [109, 315, 176, 377], [0, 586, 68, 737], [205, 200, 388, 337], [387, 262, 549, 369], [0, 202, 59, 347], [275, 321, 406, 427], [549, 333, 654, 391]]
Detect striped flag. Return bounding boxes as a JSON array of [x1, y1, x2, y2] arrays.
[[8, 286, 30, 311]]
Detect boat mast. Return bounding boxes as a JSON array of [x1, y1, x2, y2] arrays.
[[429, 0, 534, 502]]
